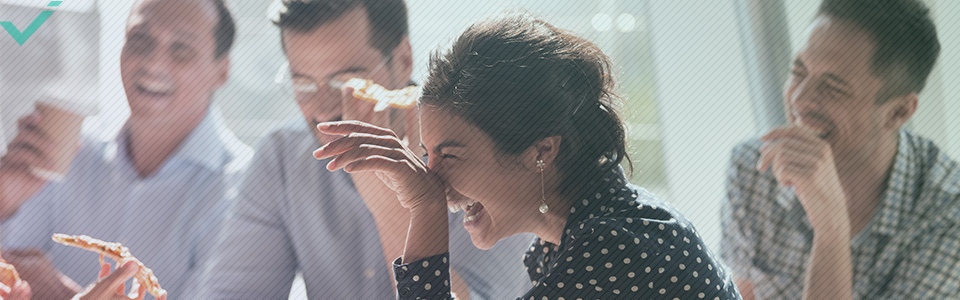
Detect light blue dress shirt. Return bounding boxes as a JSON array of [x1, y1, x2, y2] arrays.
[[197, 121, 535, 300], [1, 110, 252, 298]]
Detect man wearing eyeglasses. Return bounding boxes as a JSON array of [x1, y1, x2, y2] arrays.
[[195, 1, 533, 299]]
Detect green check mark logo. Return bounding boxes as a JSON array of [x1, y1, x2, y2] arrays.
[[1, 1, 62, 45]]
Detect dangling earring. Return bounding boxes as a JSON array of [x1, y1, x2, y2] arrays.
[[537, 159, 549, 214]]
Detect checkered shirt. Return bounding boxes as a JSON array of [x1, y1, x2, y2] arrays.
[[721, 130, 960, 299]]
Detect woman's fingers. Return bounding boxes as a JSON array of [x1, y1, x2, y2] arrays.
[[342, 155, 416, 175], [317, 120, 395, 137], [327, 144, 411, 171], [315, 133, 404, 160]]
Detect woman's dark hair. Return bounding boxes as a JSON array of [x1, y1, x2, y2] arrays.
[[421, 12, 630, 195]]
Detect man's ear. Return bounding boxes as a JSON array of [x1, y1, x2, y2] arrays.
[[886, 93, 918, 130], [388, 36, 414, 88], [524, 136, 563, 171]]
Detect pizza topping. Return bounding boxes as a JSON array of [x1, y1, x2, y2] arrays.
[[338, 78, 420, 111]]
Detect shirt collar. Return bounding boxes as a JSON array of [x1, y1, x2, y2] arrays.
[[524, 165, 631, 281], [107, 108, 238, 172], [874, 130, 917, 235], [564, 165, 630, 229]]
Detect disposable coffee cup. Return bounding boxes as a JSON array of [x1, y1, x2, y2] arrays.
[[28, 98, 99, 182]]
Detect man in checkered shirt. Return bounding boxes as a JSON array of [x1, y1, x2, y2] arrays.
[[720, 0, 959, 299]]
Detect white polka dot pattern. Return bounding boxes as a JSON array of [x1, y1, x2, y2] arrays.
[[394, 168, 741, 299]]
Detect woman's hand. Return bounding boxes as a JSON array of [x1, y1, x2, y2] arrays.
[[313, 121, 445, 210], [74, 256, 165, 300]]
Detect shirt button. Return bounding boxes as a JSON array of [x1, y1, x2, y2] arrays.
[[365, 268, 376, 279], [399, 287, 411, 297], [397, 269, 408, 278]]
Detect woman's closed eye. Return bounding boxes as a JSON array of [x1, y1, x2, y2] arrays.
[[424, 153, 461, 161]]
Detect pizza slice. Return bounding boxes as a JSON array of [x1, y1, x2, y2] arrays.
[[342, 78, 420, 112], [52, 234, 166, 298]]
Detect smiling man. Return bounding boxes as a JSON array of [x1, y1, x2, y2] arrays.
[[195, 0, 533, 299], [721, 0, 960, 299], [0, 0, 251, 298]]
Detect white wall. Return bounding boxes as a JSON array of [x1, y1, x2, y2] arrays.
[[914, 0, 960, 159], [646, 0, 757, 249], [86, 0, 133, 141]]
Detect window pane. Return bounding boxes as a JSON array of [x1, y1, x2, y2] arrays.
[[216, 0, 670, 194], [214, 0, 302, 145]]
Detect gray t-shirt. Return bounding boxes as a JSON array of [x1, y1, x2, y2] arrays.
[[197, 121, 534, 300]]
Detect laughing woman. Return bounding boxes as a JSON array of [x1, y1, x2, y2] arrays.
[[314, 12, 741, 300]]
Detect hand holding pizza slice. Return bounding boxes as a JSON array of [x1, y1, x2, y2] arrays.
[[52, 234, 166, 299]]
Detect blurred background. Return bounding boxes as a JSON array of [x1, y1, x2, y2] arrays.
[[3, 0, 960, 298]]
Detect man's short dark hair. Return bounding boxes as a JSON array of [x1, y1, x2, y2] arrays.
[[213, 0, 236, 58], [269, 0, 409, 57], [818, 0, 940, 103]]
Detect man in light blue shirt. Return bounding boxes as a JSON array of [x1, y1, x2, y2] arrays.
[[198, 1, 533, 299], [0, 0, 250, 298]]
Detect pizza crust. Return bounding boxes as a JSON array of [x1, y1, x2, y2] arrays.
[[343, 78, 420, 111], [52, 234, 166, 298]]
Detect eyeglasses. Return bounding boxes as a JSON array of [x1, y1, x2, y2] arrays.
[[273, 57, 391, 96]]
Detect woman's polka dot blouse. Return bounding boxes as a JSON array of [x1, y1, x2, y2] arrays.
[[393, 168, 742, 299]]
